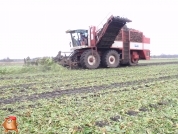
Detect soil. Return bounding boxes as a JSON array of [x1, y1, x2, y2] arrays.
[[139, 107, 148, 112], [126, 110, 139, 116], [110, 115, 123, 121], [157, 100, 169, 105], [95, 120, 109, 127], [149, 104, 158, 109]]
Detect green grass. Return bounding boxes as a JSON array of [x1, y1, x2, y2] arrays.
[[0, 59, 178, 134], [139, 58, 178, 63], [0, 63, 67, 75]]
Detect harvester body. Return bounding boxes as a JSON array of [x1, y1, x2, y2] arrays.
[[55, 15, 150, 69]]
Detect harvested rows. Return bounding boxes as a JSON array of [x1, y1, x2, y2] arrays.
[[0, 74, 178, 105], [0, 60, 178, 133], [1, 64, 178, 102], [0, 79, 178, 133]]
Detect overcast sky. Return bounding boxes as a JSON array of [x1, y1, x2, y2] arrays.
[[0, 0, 178, 59]]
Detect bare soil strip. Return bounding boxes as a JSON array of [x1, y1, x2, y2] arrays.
[[0, 74, 178, 105]]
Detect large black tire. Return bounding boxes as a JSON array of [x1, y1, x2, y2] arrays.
[[80, 49, 100, 69], [129, 59, 138, 66], [101, 50, 120, 68]]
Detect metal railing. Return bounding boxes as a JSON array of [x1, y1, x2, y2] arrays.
[[96, 12, 113, 32], [95, 13, 113, 41]]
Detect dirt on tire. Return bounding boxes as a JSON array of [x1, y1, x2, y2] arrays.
[[80, 49, 101, 69], [101, 50, 120, 68]]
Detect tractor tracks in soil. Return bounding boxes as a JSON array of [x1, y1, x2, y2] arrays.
[[0, 74, 178, 105]]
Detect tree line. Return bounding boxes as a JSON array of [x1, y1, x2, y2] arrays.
[[151, 54, 178, 58]]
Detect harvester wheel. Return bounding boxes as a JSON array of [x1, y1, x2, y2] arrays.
[[129, 52, 139, 66], [80, 49, 100, 69], [129, 59, 138, 66], [102, 50, 120, 68]]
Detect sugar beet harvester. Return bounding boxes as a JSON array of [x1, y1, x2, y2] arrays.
[[54, 15, 150, 69]]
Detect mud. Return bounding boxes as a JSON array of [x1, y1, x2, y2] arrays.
[[139, 107, 148, 112], [95, 120, 109, 127], [126, 110, 139, 116], [2, 107, 15, 112], [0, 74, 178, 105], [149, 104, 158, 109], [157, 100, 169, 105], [110, 115, 123, 121]]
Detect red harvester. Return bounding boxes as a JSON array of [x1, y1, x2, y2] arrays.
[[54, 15, 150, 69]]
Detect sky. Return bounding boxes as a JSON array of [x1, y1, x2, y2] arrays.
[[0, 0, 178, 59]]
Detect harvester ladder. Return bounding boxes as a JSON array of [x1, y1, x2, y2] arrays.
[[122, 29, 130, 63], [96, 13, 112, 33]]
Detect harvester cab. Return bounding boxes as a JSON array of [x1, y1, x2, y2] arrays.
[[66, 29, 89, 49], [54, 29, 91, 67]]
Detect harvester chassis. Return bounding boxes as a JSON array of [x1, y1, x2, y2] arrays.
[[55, 48, 138, 69]]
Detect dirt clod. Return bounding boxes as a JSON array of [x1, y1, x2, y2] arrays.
[[2, 108, 14, 112], [139, 107, 148, 112], [126, 110, 139, 116], [149, 104, 158, 109], [157, 100, 169, 105], [132, 87, 137, 90], [145, 84, 149, 87], [110, 115, 123, 121], [95, 120, 109, 127]]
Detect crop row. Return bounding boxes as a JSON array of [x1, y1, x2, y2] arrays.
[[0, 79, 178, 133], [1, 64, 178, 88], [0, 73, 178, 107], [1, 68, 178, 101], [1, 63, 178, 82]]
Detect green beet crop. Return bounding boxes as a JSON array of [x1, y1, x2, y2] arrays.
[[0, 59, 178, 134]]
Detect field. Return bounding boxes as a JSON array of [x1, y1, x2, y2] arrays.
[[0, 59, 178, 134]]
